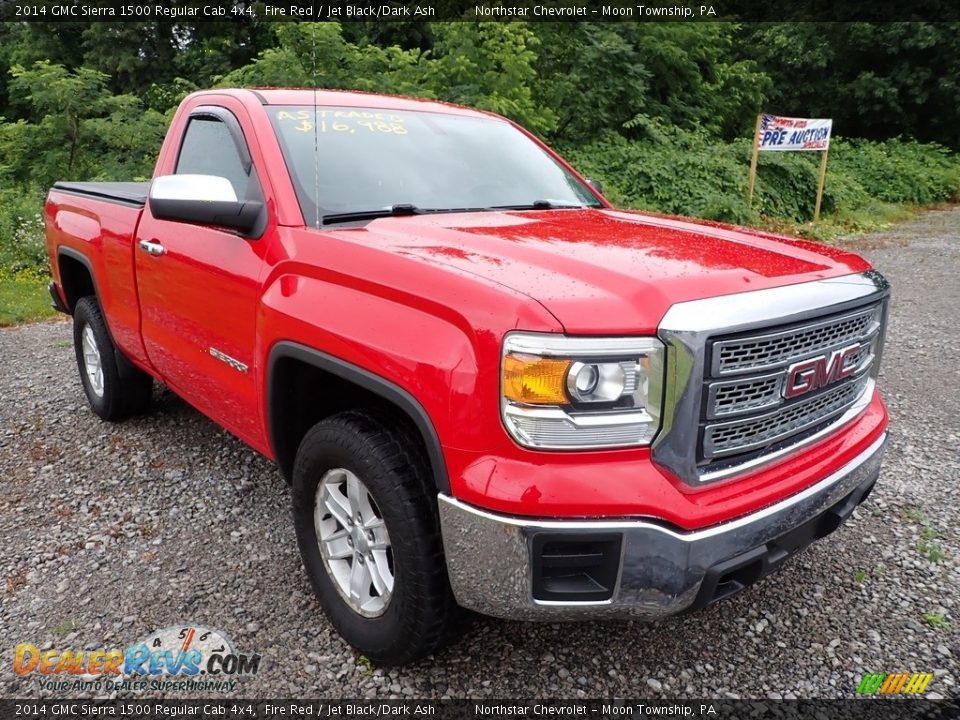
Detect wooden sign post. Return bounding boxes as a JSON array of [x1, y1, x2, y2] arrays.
[[747, 114, 762, 207], [748, 113, 833, 222], [813, 147, 829, 223]]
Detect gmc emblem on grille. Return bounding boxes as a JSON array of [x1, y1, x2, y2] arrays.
[[782, 343, 861, 399]]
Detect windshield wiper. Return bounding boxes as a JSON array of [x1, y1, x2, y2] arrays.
[[322, 203, 497, 226], [490, 199, 600, 210], [322, 203, 423, 225], [321, 199, 599, 225]]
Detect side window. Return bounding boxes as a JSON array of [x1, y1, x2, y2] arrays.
[[175, 116, 254, 199]]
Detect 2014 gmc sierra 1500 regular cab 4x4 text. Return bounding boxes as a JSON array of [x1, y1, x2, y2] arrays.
[[45, 89, 890, 665]]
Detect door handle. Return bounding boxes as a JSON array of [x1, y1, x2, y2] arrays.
[[138, 239, 166, 256]]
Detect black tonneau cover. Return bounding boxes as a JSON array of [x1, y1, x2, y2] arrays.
[[52, 181, 150, 207]]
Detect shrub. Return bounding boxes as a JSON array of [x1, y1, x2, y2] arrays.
[[560, 124, 960, 227], [830, 138, 960, 204], [0, 188, 47, 276], [559, 127, 757, 225]]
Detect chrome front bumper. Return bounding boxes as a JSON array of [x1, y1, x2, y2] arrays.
[[439, 433, 886, 620]]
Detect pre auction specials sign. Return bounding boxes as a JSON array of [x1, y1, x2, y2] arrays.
[[757, 114, 833, 151], [747, 113, 834, 221]]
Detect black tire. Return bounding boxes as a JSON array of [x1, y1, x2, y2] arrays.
[[291, 411, 458, 665], [73, 296, 153, 421]]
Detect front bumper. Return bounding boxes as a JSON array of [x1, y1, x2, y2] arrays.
[[439, 432, 886, 620]]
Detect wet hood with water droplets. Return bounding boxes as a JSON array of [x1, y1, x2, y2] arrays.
[[337, 208, 872, 334]]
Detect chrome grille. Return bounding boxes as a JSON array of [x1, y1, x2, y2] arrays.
[[708, 343, 873, 419], [711, 375, 781, 417], [705, 375, 870, 458], [654, 271, 890, 485], [700, 302, 883, 463], [713, 306, 880, 375]]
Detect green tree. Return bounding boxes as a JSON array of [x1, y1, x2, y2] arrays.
[[744, 22, 960, 147], [216, 23, 424, 93], [424, 22, 555, 134], [0, 23, 87, 120], [0, 21, 274, 118], [0, 61, 167, 189], [531, 23, 650, 140], [533, 23, 769, 142], [218, 22, 554, 135]]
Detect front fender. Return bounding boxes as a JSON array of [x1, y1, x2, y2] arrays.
[[266, 339, 452, 492], [259, 268, 483, 436]]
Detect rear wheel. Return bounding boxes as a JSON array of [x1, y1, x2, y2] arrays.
[[291, 411, 457, 665], [73, 296, 153, 421]]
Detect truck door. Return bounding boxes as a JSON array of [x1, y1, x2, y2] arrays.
[[135, 102, 271, 451]]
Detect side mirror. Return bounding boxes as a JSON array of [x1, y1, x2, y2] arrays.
[[148, 174, 263, 236], [586, 178, 604, 196]]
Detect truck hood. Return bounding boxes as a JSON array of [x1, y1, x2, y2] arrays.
[[339, 208, 872, 333]]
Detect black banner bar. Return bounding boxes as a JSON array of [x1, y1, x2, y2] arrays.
[[2, 700, 959, 720], [2, 0, 960, 23]]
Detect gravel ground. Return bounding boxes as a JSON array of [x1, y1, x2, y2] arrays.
[[1, 208, 958, 700]]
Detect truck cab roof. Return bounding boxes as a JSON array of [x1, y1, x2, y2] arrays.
[[200, 88, 496, 120]]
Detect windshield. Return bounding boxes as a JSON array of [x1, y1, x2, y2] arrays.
[[268, 105, 601, 226]]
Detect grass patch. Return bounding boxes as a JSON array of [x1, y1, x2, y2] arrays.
[[355, 654, 374, 674], [917, 526, 945, 564], [902, 506, 929, 524], [759, 202, 924, 243], [0, 272, 55, 327], [853, 569, 867, 584], [51, 619, 80, 636], [922, 611, 951, 630]]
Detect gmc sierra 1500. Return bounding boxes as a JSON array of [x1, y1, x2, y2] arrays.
[[45, 89, 889, 665]]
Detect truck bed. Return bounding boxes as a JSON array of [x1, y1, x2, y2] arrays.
[[52, 181, 149, 207], [46, 183, 150, 368]]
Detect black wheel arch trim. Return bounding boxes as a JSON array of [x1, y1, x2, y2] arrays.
[[57, 246, 99, 313], [56, 247, 142, 381], [48, 281, 70, 314], [267, 341, 451, 494]]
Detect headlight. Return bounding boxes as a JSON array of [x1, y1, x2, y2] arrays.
[[500, 333, 665, 449]]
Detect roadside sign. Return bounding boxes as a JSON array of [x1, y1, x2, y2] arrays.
[[758, 114, 832, 152], [747, 114, 833, 221]]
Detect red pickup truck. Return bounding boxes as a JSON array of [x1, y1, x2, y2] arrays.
[[46, 89, 889, 665]]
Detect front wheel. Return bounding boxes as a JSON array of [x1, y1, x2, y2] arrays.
[[291, 411, 457, 665]]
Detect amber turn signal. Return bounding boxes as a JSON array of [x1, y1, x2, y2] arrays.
[[503, 354, 571, 405]]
